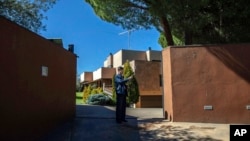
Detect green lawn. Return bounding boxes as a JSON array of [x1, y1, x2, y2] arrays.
[[76, 92, 84, 105]]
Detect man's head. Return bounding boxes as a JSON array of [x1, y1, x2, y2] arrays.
[[117, 66, 124, 74]]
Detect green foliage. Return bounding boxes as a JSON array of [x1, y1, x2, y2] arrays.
[[111, 61, 140, 104], [91, 88, 98, 94], [85, 0, 154, 31], [123, 60, 134, 78], [204, 0, 250, 43], [87, 94, 113, 105], [0, 0, 57, 33], [76, 74, 82, 92], [90, 87, 103, 94], [97, 87, 103, 93], [127, 77, 140, 104], [161, 0, 250, 44], [158, 33, 167, 48], [86, 0, 250, 46], [112, 74, 116, 103], [158, 32, 184, 48], [83, 85, 104, 103], [83, 85, 92, 103], [76, 92, 84, 105], [123, 60, 140, 104], [85, 0, 174, 45]]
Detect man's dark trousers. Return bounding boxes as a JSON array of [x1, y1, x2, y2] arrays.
[[116, 94, 126, 123]]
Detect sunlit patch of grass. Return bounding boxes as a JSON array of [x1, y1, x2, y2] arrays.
[[76, 92, 84, 105]]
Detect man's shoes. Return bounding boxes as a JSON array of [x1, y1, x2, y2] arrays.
[[122, 120, 128, 122]]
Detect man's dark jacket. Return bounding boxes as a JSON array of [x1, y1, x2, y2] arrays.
[[115, 74, 129, 95]]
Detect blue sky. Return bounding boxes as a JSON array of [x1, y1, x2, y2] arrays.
[[40, 0, 162, 75]]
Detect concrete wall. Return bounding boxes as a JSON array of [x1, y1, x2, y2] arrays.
[[162, 44, 250, 123], [0, 17, 76, 140]]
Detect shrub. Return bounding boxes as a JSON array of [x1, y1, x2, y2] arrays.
[[83, 85, 92, 103], [112, 74, 117, 103], [83, 85, 105, 103], [87, 94, 112, 105], [123, 60, 140, 105], [91, 88, 98, 94], [91, 87, 103, 94]]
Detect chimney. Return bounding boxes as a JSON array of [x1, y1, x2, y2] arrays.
[[68, 44, 74, 53]]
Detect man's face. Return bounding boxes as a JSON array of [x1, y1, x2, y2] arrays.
[[119, 69, 123, 74]]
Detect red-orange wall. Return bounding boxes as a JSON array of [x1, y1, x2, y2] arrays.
[[163, 44, 250, 123], [0, 17, 76, 140], [133, 60, 162, 108]]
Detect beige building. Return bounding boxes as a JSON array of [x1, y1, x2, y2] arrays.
[[80, 48, 162, 108]]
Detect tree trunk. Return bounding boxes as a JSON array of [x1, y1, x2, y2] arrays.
[[161, 16, 174, 46], [184, 30, 193, 45]]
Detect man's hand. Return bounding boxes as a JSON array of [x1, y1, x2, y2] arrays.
[[128, 75, 133, 80]]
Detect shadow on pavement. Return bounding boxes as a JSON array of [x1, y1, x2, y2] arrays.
[[138, 120, 223, 141], [41, 105, 225, 141], [41, 105, 141, 141]]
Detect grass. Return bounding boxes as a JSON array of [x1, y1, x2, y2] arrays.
[[76, 92, 85, 105]]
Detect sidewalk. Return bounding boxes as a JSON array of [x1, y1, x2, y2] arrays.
[[41, 105, 229, 141]]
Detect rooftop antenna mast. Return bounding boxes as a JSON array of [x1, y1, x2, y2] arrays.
[[119, 29, 135, 49]]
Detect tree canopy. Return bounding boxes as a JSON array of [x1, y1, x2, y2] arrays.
[[85, 0, 174, 45], [85, 0, 250, 47], [0, 0, 57, 33]]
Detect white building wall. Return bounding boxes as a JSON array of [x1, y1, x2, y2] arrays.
[[146, 50, 150, 61], [112, 49, 147, 68], [146, 50, 162, 61], [93, 68, 102, 80], [80, 72, 85, 83], [104, 60, 108, 67], [121, 50, 146, 64], [113, 50, 123, 68], [129, 60, 136, 73]]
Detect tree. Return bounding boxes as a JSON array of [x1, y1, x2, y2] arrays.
[[123, 60, 140, 105], [83, 85, 92, 103], [85, 0, 174, 46], [91, 87, 103, 94], [0, 0, 57, 33], [201, 0, 250, 44], [158, 32, 184, 48], [123, 60, 134, 78], [112, 74, 117, 103], [76, 74, 82, 92], [86, 0, 250, 46], [162, 0, 250, 45]]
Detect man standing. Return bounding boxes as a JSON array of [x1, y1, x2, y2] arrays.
[[115, 66, 132, 124]]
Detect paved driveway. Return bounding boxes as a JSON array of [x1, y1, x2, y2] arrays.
[[41, 105, 229, 141]]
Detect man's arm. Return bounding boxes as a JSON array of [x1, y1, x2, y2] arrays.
[[115, 75, 132, 84]]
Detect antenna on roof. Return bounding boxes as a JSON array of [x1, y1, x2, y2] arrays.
[[119, 29, 135, 49]]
